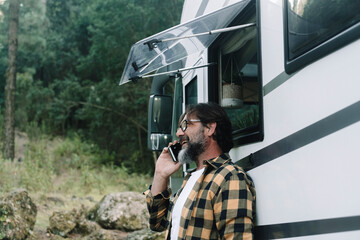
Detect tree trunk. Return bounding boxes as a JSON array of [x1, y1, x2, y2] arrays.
[[3, 0, 20, 160], [137, 126, 144, 164]]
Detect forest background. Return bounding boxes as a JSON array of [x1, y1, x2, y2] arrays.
[[0, 2, 184, 232], [0, 0, 183, 175]]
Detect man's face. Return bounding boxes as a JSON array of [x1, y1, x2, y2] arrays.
[[177, 115, 207, 164]]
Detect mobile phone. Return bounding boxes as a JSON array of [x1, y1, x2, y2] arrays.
[[168, 143, 182, 162]]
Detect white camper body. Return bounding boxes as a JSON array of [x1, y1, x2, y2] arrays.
[[121, 0, 360, 238]]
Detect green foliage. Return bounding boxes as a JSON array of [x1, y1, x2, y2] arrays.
[[0, 124, 151, 194], [0, 0, 184, 174], [17, 0, 48, 73]]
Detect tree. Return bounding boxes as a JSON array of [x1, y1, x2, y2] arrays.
[[0, 0, 184, 172], [3, 0, 20, 160]]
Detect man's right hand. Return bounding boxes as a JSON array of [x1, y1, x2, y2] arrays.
[[151, 143, 182, 196]]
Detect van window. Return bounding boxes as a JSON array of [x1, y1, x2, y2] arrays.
[[185, 76, 198, 105], [172, 76, 183, 137], [209, 2, 263, 146], [285, 0, 360, 73]]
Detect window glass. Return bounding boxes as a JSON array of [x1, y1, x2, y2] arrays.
[[218, 24, 261, 139], [170, 77, 185, 192], [185, 77, 198, 105], [184, 77, 199, 170], [287, 0, 360, 60], [170, 78, 185, 187], [208, 2, 262, 145], [172, 76, 183, 137]]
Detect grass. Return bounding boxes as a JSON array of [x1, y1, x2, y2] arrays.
[[0, 129, 152, 235]]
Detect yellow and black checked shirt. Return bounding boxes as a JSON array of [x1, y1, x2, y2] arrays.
[[144, 154, 256, 239]]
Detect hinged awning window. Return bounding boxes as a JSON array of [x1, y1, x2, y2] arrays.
[[119, 0, 253, 85]]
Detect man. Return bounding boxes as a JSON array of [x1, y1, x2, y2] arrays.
[[144, 102, 256, 239]]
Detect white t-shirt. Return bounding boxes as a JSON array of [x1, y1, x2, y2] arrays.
[[170, 168, 205, 240]]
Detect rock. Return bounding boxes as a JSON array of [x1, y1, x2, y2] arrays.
[[94, 192, 148, 231], [86, 196, 95, 202], [48, 234, 66, 240], [26, 230, 40, 240], [126, 228, 166, 240], [76, 217, 100, 235], [0, 189, 37, 240], [87, 202, 100, 221], [48, 205, 100, 238], [87, 229, 127, 240], [44, 232, 66, 240], [46, 196, 65, 206], [48, 211, 77, 237]]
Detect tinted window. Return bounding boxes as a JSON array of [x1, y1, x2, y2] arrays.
[[172, 76, 183, 137], [185, 77, 198, 105], [209, 2, 263, 146], [285, 0, 360, 72], [221, 50, 260, 134]]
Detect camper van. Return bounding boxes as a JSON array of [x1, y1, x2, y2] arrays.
[[120, 0, 360, 238]]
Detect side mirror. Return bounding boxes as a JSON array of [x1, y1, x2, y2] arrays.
[[148, 95, 173, 151]]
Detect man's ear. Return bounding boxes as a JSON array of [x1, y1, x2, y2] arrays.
[[206, 122, 217, 137]]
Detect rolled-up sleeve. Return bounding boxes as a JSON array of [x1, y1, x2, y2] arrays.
[[143, 186, 172, 232]]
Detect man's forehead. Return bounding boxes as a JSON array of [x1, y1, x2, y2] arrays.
[[178, 113, 195, 125], [184, 113, 197, 120]]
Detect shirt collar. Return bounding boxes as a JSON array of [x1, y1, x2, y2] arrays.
[[203, 153, 230, 169], [186, 153, 231, 174]]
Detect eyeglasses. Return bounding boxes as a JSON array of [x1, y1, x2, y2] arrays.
[[179, 119, 201, 132]]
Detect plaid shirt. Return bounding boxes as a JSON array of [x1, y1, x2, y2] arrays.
[[144, 154, 256, 240]]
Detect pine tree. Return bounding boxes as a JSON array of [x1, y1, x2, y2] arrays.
[[3, 0, 20, 160]]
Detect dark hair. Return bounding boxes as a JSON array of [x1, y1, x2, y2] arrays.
[[184, 102, 233, 153]]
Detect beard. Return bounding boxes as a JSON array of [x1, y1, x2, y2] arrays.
[[178, 127, 206, 164]]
